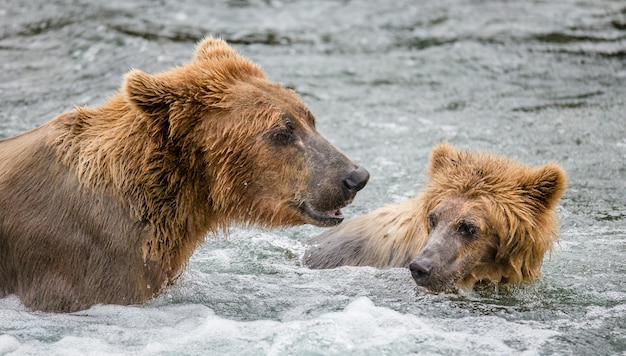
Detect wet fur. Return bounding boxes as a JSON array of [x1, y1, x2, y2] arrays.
[[305, 143, 567, 289]]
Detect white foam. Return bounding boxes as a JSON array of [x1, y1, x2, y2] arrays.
[[134, 297, 559, 355], [0, 334, 20, 355]]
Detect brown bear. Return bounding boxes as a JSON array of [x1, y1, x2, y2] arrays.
[[305, 143, 566, 292], [0, 37, 369, 312]]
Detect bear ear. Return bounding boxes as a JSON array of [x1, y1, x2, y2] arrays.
[[521, 163, 567, 213], [193, 37, 238, 62], [428, 142, 461, 175], [124, 69, 178, 117]]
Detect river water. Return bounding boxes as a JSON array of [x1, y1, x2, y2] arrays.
[[1, 0, 625, 355]]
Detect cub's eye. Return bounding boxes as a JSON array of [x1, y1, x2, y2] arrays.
[[269, 121, 296, 146], [457, 220, 478, 238], [427, 212, 437, 230]]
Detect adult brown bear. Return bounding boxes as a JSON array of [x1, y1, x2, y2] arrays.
[[0, 37, 369, 312], [305, 143, 566, 292]]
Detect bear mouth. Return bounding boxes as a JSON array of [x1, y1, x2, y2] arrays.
[[299, 202, 345, 227]]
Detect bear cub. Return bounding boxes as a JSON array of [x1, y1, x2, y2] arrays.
[[305, 143, 567, 292]]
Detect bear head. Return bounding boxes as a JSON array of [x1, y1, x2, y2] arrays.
[[122, 37, 369, 229], [409, 143, 567, 292]]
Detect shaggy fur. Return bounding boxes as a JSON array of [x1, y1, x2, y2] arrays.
[[0, 37, 368, 312], [305, 143, 567, 291]]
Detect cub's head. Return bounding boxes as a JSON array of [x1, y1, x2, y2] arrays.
[[123, 37, 368, 229], [410, 143, 567, 292]]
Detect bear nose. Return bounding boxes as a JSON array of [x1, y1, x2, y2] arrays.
[[343, 166, 369, 194], [409, 258, 433, 280]]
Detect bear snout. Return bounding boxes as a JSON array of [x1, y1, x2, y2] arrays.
[[409, 257, 433, 281], [302, 165, 369, 227], [342, 166, 369, 197]]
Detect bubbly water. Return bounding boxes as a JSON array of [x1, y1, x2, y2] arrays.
[[1, 0, 625, 354]]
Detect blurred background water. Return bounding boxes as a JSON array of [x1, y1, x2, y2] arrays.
[[0, 0, 625, 355]]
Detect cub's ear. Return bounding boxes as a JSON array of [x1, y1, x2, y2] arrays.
[[428, 142, 461, 175], [193, 37, 238, 62], [124, 69, 178, 117], [522, 163, 567, 213]]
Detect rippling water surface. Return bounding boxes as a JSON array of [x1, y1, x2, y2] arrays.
[[1, 0, 625, 355]]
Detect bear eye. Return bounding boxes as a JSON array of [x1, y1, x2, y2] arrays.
[[269, 120, 296, 146], [427, 212, 437, 230], [457, 220, 479, 238]]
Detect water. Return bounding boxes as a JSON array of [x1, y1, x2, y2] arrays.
[[1, 0, 625, 354]]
